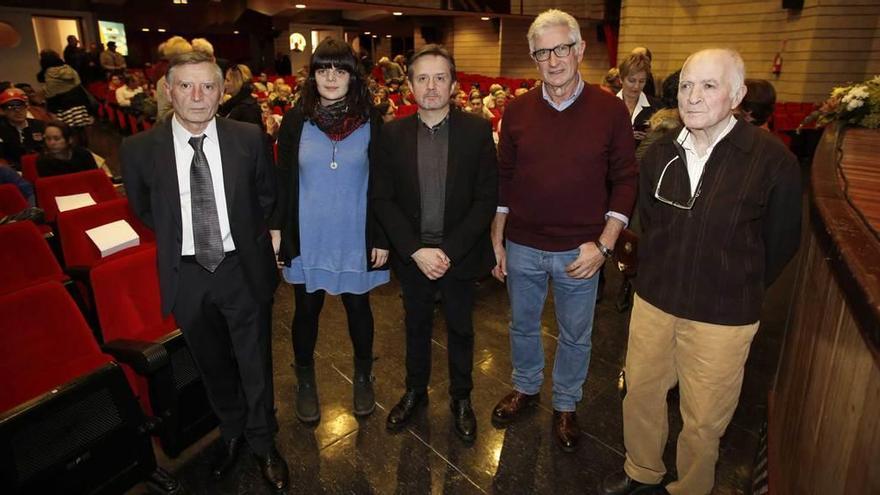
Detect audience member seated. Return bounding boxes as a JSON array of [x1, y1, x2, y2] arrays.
[[464, 92, 493, 121], [483, 83, 503, 109], [617, 53, 657, 147], [115, 75, 144, 108], [600, 67, 622, 95], [16, 83, 53, 122], [219, 64, 263, 130], [738, 78, 777, 130], [454, 90, 468, 108], [0, 162, 34, 205], [375, 101, 395, 123], [36, 120, 98, 178], [269, 79, 293, 110], [0, 88, 46, 169], [378, 56, 404, 82], [490, 90, 507, 132]]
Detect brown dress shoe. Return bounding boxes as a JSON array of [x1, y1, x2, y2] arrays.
[[553, 410, 581, 453], [491, 390, 540, 426], [254, 447, 289, 491]]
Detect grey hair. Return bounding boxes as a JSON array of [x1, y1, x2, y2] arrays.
[[682, 48, 746, 94], [527, 9, 582, 54], [166, 50, 223, 86]]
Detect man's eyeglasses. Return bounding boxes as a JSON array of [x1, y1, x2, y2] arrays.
[[653, 155, 706, 210], [1, 102, 26, 111], [531, 42, 576, 62]]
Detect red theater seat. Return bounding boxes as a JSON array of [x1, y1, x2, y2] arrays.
[[0, 282, 158, 494], [56, 197, 154, 270], [20, 153, 38, 184], [0, 221, 67, 295], [0, 184, 28, 216], [35, 169, 118, 222], [93, 246, 218, 457]]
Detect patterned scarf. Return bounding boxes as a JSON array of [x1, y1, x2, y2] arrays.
[[312, 99, 368, 141]]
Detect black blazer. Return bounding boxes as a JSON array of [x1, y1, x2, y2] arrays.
[[121, 117, 279, 315], [270, 104, 388, 270], [372, 109, 497, 280]]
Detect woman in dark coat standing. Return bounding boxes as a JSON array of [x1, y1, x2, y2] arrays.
[[219, 64, 263, 130], [269, 39, 389, 424]]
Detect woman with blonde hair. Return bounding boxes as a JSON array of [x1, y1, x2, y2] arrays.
[[218, 64, 262, 130]]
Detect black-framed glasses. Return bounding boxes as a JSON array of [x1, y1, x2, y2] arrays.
[[653, 155, 706, 210], [1, 102, 26, 110], [531, 42, 576, 62]]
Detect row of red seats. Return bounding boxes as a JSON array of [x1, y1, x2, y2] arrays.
[[1, 171, 215, 492], [87, 81, 154, 136]]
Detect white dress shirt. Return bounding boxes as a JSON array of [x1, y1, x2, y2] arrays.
[[676, 115, 738, 194], [171, 116, 236, 255], [616, 90, 651, 124]]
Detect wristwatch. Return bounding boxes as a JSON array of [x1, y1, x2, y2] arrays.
[[594, 240, 614, 258]]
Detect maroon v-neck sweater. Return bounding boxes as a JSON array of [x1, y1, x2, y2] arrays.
[[498, 84, 638, 251]]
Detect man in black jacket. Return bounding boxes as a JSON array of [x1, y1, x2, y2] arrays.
[[121, 51, 288, 491], [373, 44, 497, 443], [0, 88, 45, 170], [600, 48, 802, 495]]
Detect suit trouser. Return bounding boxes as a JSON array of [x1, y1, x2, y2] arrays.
[[394, 260, 475, 400], [173, 252, 277, 456], [622, 294, 759, 495]]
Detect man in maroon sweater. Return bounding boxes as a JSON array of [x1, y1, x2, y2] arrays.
[[489, 9, 638, 453]]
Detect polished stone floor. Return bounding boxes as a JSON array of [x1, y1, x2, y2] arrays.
[[93, 123, 795, 495], [124, 260, 796, 495]]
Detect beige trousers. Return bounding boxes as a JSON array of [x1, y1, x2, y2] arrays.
[[622, 295, 759, 495]]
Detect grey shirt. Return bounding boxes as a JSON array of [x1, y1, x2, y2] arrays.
[[416, 113, 449, 245]]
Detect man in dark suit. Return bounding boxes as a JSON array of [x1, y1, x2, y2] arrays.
[[121, 50, 288, 491], [373, 44, 497, 443]]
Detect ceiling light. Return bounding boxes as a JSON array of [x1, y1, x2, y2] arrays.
[[157, 28, 166, 32], [233, 30, 239, 34], [371, 35, 377, 38], [385, 34, 391, 38], [392, 12, 402, 16], [481, 17, 490, 21], [295, 4, 306, 8], [364, 31, 370, 35], [141, 28, 149, 32]]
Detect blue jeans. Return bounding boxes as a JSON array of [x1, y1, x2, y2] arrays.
[[506, 240, 599, 412]]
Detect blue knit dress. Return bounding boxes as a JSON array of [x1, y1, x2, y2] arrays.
[[282, 121, 389, 294]]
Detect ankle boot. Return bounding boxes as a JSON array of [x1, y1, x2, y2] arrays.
[[294, 364, 320, 423], [352, 357, 376, 416]]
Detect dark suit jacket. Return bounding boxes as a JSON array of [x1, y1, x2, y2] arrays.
[[372, 109, 497, 280], [121, 117, 279, 315]]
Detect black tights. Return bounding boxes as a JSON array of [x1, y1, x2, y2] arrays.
[[292, 284, 374, 366]]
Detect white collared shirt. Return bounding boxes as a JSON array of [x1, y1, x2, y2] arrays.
[[676, 115, 738, 195], [616, 90, 651, 124], [171, 115, 235, 255]]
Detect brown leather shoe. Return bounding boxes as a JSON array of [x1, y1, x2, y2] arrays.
[[491, 390, 539, 427], [553, 410, 581, 453]]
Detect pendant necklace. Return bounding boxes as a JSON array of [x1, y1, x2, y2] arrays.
[[329, 140, 339, 169]]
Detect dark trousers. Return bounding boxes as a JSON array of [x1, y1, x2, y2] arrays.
[[292, 284, 374, 366], [173, 253, 277, 456], [395, 261, 475, 400]]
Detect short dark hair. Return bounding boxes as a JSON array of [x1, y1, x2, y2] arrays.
[[741, 79, 777, 126], [166, 50, 222, 86], [300, 38, 371, 121], [407, 44, 457, 82], [44, 120, 72, 142]]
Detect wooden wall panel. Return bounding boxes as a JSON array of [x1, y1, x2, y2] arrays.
[[618, 0, 880, 102], [452, 17, 500, 75], [769, 126, 880, 494]]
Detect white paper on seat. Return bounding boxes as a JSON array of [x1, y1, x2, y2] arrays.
[[85, 219, 140, 257], [55, 193, 96, 212]]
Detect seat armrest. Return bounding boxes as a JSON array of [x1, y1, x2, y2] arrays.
[[102, 338, 170, 375]]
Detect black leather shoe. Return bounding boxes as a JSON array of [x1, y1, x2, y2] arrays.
[[386, 389, 427, 431], [598, 470, 665, 495], [254, 447, 289, 491], [210, 436, 242, 480], [451, 398, 476, 443], [553, 410, 581, 453]]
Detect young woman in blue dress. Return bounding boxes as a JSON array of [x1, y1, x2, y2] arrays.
[[270, 39, 389, 423]]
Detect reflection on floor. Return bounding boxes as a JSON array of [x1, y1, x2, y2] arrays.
[[97, 124, 793, 495]]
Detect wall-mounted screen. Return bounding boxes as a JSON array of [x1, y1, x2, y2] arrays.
[[97, 20, 128, 56]]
